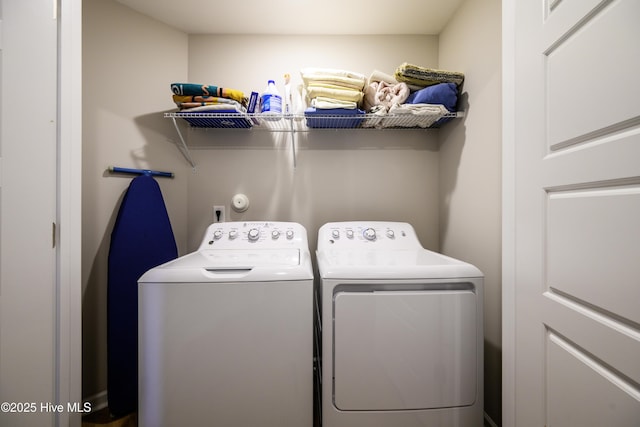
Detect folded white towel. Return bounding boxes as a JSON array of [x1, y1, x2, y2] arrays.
[[301, 67, 367, 82], [306, 86, 363, 103], [311, 96, 358, 110], [302, 74, 366, 91], [384, 103, 449, 128]]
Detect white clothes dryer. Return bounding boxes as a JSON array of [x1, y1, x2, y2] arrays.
[[316, 221, 483, 427], [138, 222, 313, 427]]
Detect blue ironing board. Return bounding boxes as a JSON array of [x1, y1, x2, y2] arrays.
[[107, 174, 177, 417]]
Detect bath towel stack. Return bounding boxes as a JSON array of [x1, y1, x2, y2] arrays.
[[301, 68, 367, 128], [170, 83, 248, 113], [300, 68, 366, 110]]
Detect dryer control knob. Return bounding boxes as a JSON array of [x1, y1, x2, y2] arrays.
[[248, 228, 260, 241], [213, 230, 223, 240], [386, 230, 395, 239], [229, 230, 238, 240], [332, 229, 340, 239], [286, 230, 294, 240], [346, 229, 354, 239], [363, 228, 376, 241], [272, 230, 281, 239]]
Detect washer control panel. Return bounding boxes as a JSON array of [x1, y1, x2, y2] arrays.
[[318, 221, 422, 250], [198, 221, 306, 250]]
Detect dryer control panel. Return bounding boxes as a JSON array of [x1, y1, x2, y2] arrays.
[[317, 221, 422, 250], [198, 221, 308, 250]]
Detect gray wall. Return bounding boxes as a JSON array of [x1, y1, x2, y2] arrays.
[[439, 0, 503, 424], [82, 0, 190, 400]]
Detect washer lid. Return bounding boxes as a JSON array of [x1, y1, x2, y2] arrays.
[[139, 248, 313, 283], [316, 248, 482, 279]]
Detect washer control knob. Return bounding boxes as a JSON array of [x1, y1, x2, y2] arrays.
[[229, 230, 238, 240], [213, 230, 223, 240], [363, 228, 376, 241], [346, 229, 354, 239], [331, 229, 340, 239], [248, 228, 260, 241], [286, 230, 294, 240], [272, 230, 281, 239], [386, 229, 395, 239]]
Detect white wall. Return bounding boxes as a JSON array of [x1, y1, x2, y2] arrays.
[[438, 0, 503, 424], [82, 0, 189, 399]]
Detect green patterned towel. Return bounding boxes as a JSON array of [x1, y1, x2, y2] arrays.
[[394, 63, 464, 88]]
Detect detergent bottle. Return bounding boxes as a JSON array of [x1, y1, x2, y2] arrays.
[[260, 80, 282, 118]]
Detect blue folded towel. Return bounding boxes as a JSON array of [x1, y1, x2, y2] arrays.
[[406, 82, 458, 112]]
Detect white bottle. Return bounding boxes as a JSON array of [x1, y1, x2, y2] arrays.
[[260, 80, 282, 118]]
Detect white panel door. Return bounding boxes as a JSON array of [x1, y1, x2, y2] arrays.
[[0, 1, 58, 426], [504, 0, 640, 425]]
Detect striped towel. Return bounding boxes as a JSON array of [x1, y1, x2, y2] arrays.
[[170, 83, 247, 106]]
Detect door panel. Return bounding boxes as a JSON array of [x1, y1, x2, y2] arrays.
[[547, 332, 640, 427], [0, 1, 58, 426], [546, 186, 640, 324], [545, 0, 640, 150], [507, 0, 640, 424]]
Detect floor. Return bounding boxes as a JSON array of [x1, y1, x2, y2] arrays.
[[81, 408, 137, 427]]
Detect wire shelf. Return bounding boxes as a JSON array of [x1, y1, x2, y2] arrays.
[[165, 111, 463, 131], [164, 110, 464, 169]]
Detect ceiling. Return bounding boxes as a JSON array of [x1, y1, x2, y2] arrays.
[[115, 0, 464, 35]]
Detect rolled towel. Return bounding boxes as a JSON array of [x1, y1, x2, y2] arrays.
[[367, 70, 398, 86], [363, 81, 410, 111]]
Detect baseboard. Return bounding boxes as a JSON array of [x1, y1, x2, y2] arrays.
[[83, 390, 108, 414], [484, 411, 499, 427]]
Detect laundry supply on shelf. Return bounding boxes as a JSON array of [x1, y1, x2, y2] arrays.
[[260, 80, 283, 116]]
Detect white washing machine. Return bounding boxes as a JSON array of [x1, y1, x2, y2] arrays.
[[316, 221, 484, 427], [138, 221, 313, 427]]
